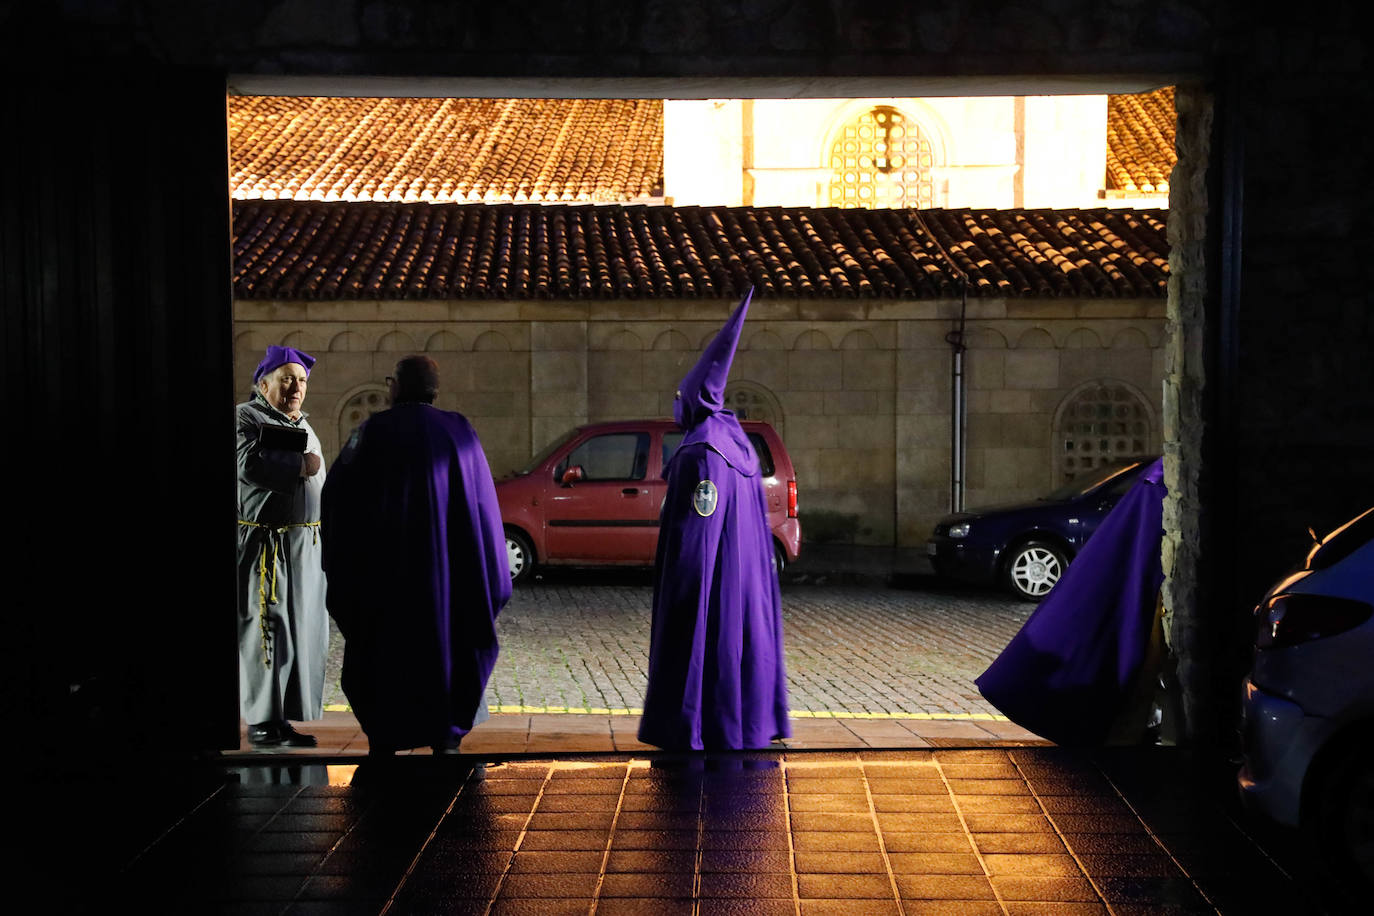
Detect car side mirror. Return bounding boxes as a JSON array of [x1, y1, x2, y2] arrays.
[[560, 466, 584, 487]]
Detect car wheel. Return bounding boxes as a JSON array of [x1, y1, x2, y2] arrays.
[[506, 529, 535, 583], [1304, 735, 1374, 893], [1004, 540, 1067, 601], [773, 542, 786, 575]]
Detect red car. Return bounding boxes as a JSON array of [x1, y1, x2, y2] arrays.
[[496, 419, 801, 582]]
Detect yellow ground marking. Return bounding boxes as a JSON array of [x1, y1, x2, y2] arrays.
[[323, 703, 1008, 721]]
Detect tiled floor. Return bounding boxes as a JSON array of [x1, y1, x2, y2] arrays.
[[227, 710, 1046, 757], [29, 745, 1354, 915]]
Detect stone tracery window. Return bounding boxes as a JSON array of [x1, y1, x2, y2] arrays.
[[724, 381, 783, 437], [827, 106, 935, 209], [1055, 383, 1155, 483], [338, 387, 390, 447]]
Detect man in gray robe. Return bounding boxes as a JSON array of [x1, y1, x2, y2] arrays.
[[235, 345, 329, 747]]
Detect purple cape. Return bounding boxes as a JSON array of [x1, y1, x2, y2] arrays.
[[320, 404, 511, 751], [638, 289, 790, 750], [974, 458, 1165, 745]]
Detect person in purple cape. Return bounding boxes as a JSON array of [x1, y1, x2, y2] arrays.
[[321, 355, 511, 755], [638, 288, 791, 751], [974, 458, 1167, 745]]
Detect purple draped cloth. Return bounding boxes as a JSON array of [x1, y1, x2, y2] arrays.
[[974, 458, 1165, 746], [638, 290, 791, 750], [321, 403, 511, 752]]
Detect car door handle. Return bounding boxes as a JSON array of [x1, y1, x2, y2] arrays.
[[622, 488, 640, 496]]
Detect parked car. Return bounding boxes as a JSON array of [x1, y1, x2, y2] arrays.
[[926, 457, 1157, 601], [1237, 506, 1374, 889], [496, 419, 801, 582]]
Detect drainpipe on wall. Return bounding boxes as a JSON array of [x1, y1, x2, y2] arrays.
[[911, 211, 972, 514], [948, 278, 969, 512]]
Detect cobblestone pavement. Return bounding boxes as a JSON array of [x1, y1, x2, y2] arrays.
[[325, 576, 1033, 718]]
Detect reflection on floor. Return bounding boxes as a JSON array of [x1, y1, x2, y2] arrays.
[[35, 746, 1349, 915]]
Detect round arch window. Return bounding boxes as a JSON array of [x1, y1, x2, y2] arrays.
[[338, 387, 390, 447], [1055, 383, 1156, 484]]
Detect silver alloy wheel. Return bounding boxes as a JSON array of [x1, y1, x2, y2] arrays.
[[1007, 543, 1064, 600]]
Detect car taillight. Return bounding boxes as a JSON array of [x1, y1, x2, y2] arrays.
[[1255, 593, 1373, 649], [787, 480, 798, 519]]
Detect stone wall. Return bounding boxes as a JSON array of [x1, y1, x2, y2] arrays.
[[235, 297, 1164, 545]]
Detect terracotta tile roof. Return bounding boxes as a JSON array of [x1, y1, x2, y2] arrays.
[[232, 201, 1169, 301], [1106, 87, 1176, 194], [229, 97, 664, 203]]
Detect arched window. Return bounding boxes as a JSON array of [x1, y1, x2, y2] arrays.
[[827, 105, 935, 208], [724, 381, 784, 437], [338, 387, 390, 448], [1054, 382, 1156, 483]]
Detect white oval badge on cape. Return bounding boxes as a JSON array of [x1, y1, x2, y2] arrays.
[[692, 480, 719, 517]]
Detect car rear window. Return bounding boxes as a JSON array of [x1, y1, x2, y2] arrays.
[[1308, 507, 1374, 571], [662, 430, 775, 477]]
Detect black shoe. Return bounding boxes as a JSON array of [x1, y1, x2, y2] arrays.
[[247, 722, 282, 747], [279, 721, 317, 748], [431, 736, 463, 756]]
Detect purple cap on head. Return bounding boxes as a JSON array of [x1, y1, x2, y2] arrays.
[[253, 345, 316, 384]]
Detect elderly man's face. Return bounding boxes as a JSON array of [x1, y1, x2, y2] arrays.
[[259, 362, 309, 417]]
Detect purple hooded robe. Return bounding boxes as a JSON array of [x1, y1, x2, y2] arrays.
[[974, 458, 1166, 745], [638, 290, 792, 751], [320, 403, 511, 752]]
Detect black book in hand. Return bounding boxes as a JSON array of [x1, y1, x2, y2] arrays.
[[257, 423, 308, 453]]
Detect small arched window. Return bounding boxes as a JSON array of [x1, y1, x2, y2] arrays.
[[1054, 382, 1156, 483], [338, 387, 390, 448], [827, 106, 935, 209], [724, 381, 784, 438]]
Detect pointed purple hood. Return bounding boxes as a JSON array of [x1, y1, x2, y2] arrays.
[[674, 288, 758, 476]]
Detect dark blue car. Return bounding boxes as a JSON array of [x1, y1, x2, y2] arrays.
[[927, 457, 1157, 601]]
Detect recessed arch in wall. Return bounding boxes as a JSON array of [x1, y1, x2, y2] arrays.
[[1052, 379, 1158, 485], [473, 330, 513, 351], [1111, 327, 1152, 349], [603, 329, 646, 351], [377, 329, 416, 351], [425, 330, 463, 351], [839, 329, 880, 350], [652, 329, 693, 350], [744, 329, 784, 350], [1013, 328, 1055, 349], [793, 329, 833, 350], [329, 330, 368, 352], [1065, 328, 1103, 349], [281, 329, 324, 353]]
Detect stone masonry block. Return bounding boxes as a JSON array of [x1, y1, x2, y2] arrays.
[[788, 351, 843, 390], [966, 351, 1007, 390], [531, 320, 589, 351], [843, 350, 895, 390], [471, 352, 530, 392], [788, 415, 840, 449], [896, 414, 949, 448], [835, 415, 894, 449], [590, 390, 660, 419], [588, 351, 644, 392], [897, 352, 950, 390], [823, 390, 880, 416], [1004, 350, 1060, 389], [531, 351, 587, 393]]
